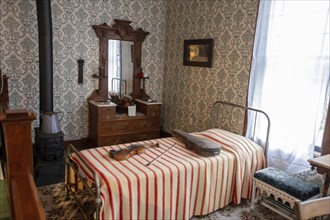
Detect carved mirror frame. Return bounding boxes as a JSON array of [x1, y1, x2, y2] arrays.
[[89, 19, 149, 100]]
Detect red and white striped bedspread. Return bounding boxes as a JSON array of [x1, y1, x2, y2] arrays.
[[70, 128, 265, 220]]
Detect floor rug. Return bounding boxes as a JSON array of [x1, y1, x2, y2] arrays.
[[38, 182, 287, 220]]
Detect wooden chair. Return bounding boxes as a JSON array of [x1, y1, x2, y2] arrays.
[[295, 197, 330, 220]]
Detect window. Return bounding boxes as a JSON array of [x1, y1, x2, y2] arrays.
[[249, 0, 330, 173]]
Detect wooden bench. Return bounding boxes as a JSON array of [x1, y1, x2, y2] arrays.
[[251, 167, 321, 220]]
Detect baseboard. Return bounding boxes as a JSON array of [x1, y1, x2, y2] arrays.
[[64, 138, 90, 151], [160, 129, 172, 138]]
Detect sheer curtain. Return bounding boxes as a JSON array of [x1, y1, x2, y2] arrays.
[[248, 0, 330, 173]]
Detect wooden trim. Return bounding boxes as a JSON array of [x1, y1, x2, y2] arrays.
[[321, 96, 330, 155], [64, 138, 90, 151], [11, 174, 46, 220], [295, 197, 330, 220], [0, 74, 9, 113], [160, 129, 172, 138], [0, 110, 45, 220]]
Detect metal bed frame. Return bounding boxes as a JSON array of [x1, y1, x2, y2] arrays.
[[65, 144, 101, 220], [65, 100, 270, 220], [211, 101, 271, 162]]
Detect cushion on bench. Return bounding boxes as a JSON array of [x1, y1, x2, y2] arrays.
[[254, 167, 320, 201]]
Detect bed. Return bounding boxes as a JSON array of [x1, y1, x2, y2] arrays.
[[65, 101, 270, 220]]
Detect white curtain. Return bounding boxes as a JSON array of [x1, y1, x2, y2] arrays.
[[248, 0, 330, 173]]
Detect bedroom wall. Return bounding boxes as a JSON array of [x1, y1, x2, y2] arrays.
[[1, 0, 259, 140], [0, 0, 166, 140], [162, 0, 259, 134]]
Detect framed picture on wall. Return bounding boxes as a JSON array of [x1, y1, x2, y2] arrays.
[[183, 39, 213, 68]]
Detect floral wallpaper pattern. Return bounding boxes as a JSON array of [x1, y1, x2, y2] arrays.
[[0, 0, 258, 140], [0, 0, 166, 140], [162, 0, 259, 134]]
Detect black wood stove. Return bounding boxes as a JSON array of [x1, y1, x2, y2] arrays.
[[35, 0, 65, 187], [34, 128, 64, 186]]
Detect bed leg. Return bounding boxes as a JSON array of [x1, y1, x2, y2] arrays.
[[65, 158, 70, 200], [65, 186, 70, 200], [65, 191, 70, 200], [95, 207, 100, 220], [94, 197, 102, 220]]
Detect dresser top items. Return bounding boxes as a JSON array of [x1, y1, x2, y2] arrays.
[[89, 100, 117, 107], [89, 99, 162, 106], [135, 99, 162, 105]]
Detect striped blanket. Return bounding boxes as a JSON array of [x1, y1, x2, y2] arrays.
[[70, 128, 265, 220]]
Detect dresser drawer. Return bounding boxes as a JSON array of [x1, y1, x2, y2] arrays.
[[146, 105, 161, 117], [97, 131, 160, 146], [99, 118, 160, 135], [98, 107, 116, 120], [137, 103, 161, 117], [89, 100, 161, 148]]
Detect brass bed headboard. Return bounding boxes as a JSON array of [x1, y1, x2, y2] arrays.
[[210, 101, 271, 162]]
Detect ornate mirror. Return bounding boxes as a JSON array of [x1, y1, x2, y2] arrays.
[[89, 19, 149, 100]]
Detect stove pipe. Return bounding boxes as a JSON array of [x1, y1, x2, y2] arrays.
[[36, 0, 53, 113]]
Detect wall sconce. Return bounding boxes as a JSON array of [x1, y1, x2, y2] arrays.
[[77, 59, 84, 84]]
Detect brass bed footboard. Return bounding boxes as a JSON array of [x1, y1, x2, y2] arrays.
[[65, 144, 102, 220]]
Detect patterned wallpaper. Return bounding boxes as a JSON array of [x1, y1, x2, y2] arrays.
[[0, 0, 166, 140], [0, 0, 259, 140], [162, 0, 259, 134], [0, 0, 39, 115]]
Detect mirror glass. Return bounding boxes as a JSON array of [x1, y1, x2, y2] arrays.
[[108, 40, 134, 97]]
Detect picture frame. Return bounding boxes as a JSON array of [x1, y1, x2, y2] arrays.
[[183, 39, 213, 68]]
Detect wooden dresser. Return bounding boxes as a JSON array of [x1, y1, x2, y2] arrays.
[[89, 99, 161, 147]]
